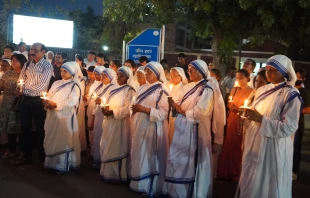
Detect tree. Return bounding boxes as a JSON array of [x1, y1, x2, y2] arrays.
[[239, 0, 310, 61], [68, 6, 105, 51], [102, 0, 252, 75], [103, 0, 310, 73]]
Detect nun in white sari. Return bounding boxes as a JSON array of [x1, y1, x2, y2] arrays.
[[43, 61, 82, 173], [130, 62, 169, 196], [87, 66, 105, 147], [100, 66, 136, 181], [77, 68, 87, 152], [168, 67, 188, 145], [92, 68, 118, 167], [237, 55, 302, 198], [164, 60, 221, 198]]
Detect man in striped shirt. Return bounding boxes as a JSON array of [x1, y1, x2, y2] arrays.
[[16, 42, 53, 166]]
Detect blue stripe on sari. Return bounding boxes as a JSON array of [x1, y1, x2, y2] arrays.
[[136, 84, 162, 105], [180, 80, 207, 106], [98, 84, 114, 97], [280, 91, 304, 116], [254, 83, 287, 108], [90, 83, 103, 98], [107, 85, 130, 102], [51, 81, 74, 99]]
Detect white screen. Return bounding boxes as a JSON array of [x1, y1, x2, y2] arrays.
[[13, 14, 74, 48]]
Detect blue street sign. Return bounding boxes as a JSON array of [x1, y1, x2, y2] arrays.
[[127, 28, 161, 63], [128, 45, 159, 64]]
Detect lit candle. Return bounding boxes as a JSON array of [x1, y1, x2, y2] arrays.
[[18, 79, 25, 92], [168, 85, 173, 102], [132, 96, 136, 102], [40, 92, 48, 100], [234, 81, 239, 87], [229, 96, 233, 102], [244, 99, 249, 108], [169, 84, 173, 93], [103, 97, 106, 105]]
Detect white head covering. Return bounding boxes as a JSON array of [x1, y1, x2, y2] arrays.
[[189, 60, 210, 80], [145, 61, 166, 83], [2, 58, 11, 66], [102, 68, 117, 84], [61, 61, 83, 83], [94, 66, 105, 75], [118, 66, 135, 88], [46, 51, 54, 58], [266, 55, 297, 86], [137, 66, 146, 74], [45, 51, 54, 63], [61, 61, 83, 105], [189, 59, 226, 144], [170, 67, 188, 84]]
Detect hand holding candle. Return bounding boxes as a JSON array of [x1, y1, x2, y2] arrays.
[[100, 97, 109, 112], [40, 92, 48, 100], [168, 84, 173, 103], [17, 79, 25, 92], [92, 92, 98, 99], [239, 99, 250, 118]]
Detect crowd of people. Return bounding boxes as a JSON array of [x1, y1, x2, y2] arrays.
[[0, 41, 309, 198]]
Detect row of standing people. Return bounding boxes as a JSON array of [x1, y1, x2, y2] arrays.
[[0, 42, 306, 198]]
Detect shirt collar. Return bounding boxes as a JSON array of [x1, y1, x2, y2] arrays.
[[32, 57, 45, 65]]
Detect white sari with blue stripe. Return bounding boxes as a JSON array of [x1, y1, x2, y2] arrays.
[[130, 81, 169, 196], [238, 82, 302, 198], [44, 79, 81, 172], [100, 84, 135, 181], [91, 83, 117, 165], [163, 79, 214, 198]]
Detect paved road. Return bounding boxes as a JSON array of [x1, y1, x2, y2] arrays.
[[1, 115, 309, 198]]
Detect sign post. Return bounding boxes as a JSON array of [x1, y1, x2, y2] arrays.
[[127, 28, 161, 63]]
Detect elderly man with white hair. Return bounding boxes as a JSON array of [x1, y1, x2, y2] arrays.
[[237, 55, 303, 198]]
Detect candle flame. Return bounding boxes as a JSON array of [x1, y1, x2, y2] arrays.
[[19, 79, 24, 84], [244, 99, 249, 108], [234, 81, 239, 87], [169, 84, 173, 92], [229, 96, 233, 102], [43, 92, 46, 98], [133, 96, 136, 102]]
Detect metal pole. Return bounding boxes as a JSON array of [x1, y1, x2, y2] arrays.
[[122, 40, 126, 64], [7, 15, 10, 44], [238, 38, 242, 69], [161, 25, 165, 60]]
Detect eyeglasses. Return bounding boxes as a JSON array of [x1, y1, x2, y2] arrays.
[[187, 68, 197, 73], [170, 75, 180, 79]]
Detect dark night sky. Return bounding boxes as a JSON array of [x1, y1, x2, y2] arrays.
[[32, 0, 103, 15]]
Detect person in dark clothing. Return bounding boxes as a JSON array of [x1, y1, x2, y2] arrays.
[[293, 68, 310, 180], [177, 53, 189, 80], [53, 52, 65, 81]]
